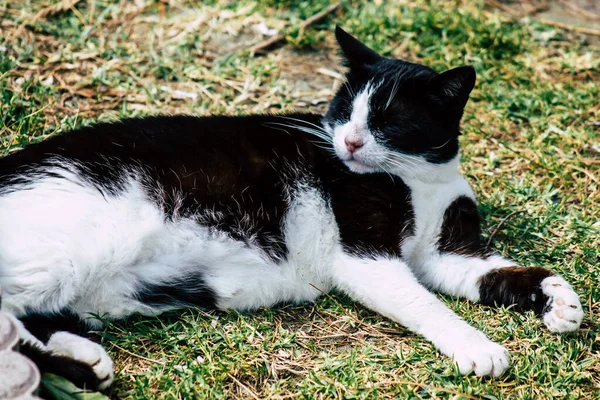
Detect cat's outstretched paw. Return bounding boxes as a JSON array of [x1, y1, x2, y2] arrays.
[[541, 276, 583, 333], [449, 331, 510, 377], [46, 331, 114, 390]]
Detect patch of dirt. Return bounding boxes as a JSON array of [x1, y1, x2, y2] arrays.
[[489, 0, 600, 45], [277, 47, 342, 113]]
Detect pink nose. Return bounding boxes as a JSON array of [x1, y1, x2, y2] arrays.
[[345, 137, 364, 153]]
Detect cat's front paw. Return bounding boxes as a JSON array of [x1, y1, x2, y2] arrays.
[[541, 276, 583, 333], [46, 331, 114, 390], [449, 331, 510, 377]]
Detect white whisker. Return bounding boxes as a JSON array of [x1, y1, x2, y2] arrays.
[[277, 116, 329, 133], [384, 78, 400, 111], [343, 80, 355, 97], [265, 121, 337, 158], [266, 122, 333, 144], [432, 138, 452, 149]]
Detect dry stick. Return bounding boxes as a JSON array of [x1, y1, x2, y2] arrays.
[[309, 282, 349, 314], [11, 0, 85, 40], [308, 283, 398, 340], [486, 210, 526, 248], [506, 0, 550, 17], [589, 289, 594, 321], [540, 19, 600, 37], [522, 0, 551, 16], [250, 2, 341, 54], [110, 343, 166, 366], [484, 0, 521, 17], [228, 374, 262, 400], [570, 103, 600, 128], [308, 283, 374, 331], [571, 165, 600, 184], [557, 0, 600, 22]]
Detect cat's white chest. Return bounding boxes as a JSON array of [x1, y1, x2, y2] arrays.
[[401, 176, 476, 266]]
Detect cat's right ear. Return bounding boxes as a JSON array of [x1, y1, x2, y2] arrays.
[[335, 26, 382, 69], [429, 66, 476, 109]]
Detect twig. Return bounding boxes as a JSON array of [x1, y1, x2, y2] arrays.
[[484, 0, 549, 18], [11, 0, 85, 39], [110, 343, 166, 366], [486, 210, 526, 248], [309, 283, 353, 318], [557, 0, 600, 22], [540, 19, 600, 37], [570, 165, 600, 184], [250, 2, 341, 54], [228, 374, 262, 400], [376, 380, 484, 400], [309, 283, 398, 339], [589, 288, 594, 321], [485, 0, 520, 17]]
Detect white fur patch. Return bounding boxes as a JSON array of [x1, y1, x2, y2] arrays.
[[332, 83, 383, 173], [213, 185, 335, 310], [541, 276, 583, 332], [46, 331, 114, 390], [0, 165, 182, 321]]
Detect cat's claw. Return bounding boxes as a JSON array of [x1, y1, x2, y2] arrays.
[[541, 276, 583, 333], [46, 331, 114, 390], [449, 331, 510, 377]]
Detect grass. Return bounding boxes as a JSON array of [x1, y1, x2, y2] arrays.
[[1, 0, 599, 398]]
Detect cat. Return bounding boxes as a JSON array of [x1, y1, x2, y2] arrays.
[[0, 27, 583, 390]]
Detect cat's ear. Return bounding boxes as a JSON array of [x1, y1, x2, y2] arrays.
[[335, 26, 382, 69], [429, 66, 476, 108]]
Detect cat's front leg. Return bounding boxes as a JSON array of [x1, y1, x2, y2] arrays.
[[330, 252, 510, 377], [410, 252, 584, 333], [404, 191, 584, 333]]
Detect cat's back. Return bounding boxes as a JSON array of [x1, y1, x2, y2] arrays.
[[0, 113, 333, 209], [0, 113, 325, 177]]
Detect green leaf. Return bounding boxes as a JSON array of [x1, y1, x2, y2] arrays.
[[39, 374, 109, 400]]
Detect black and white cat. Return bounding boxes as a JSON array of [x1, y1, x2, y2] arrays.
[[0, 27, 583, 390]]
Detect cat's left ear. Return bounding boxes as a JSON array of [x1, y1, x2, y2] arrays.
[[429, 66, 476, 108], [335, 26, 382, 69]]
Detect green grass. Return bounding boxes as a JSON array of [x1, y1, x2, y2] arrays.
[[1, 0, 599, 398]]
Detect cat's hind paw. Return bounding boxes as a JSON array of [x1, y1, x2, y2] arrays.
[[541, 276, 583, 333], [46, 331, 114, 390]]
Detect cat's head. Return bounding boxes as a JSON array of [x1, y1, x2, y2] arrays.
[[323, 27, 476, 181]]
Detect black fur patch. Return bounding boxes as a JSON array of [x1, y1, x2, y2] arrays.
[[19, 342, 104, 391], [135, 274, 217, 309], [20, 310, 88, 343], [437, 195, 492, 258], [329, 172, 414, 257], [478, 266, 555, 314]]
